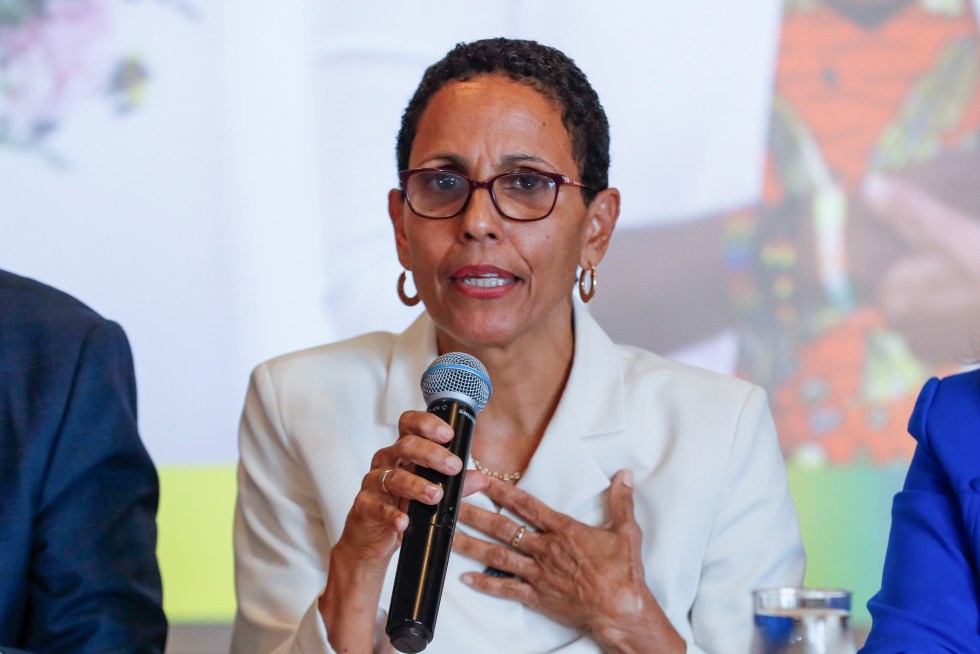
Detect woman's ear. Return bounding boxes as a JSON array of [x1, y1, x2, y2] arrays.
[[389, 188, 411, 268], [583, 187, 620, 266]]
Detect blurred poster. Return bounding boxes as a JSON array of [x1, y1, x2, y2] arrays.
[[0, 0, 337, 465], [592, 0, 980, 621], [316, 1, 980, 623], [4, 0, 979, 626]]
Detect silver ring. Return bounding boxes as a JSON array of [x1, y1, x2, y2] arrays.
[[510, 525, 527, 549], [380, 468, 395, 495]]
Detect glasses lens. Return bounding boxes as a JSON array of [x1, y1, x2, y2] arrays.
[[493, 173, 558, 220], [406, 170, 469, 218]]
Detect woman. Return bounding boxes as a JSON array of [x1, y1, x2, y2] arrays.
[[860, 367, 980, 652], [231, 38, 804, 654]]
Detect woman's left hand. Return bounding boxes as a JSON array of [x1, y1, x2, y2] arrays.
[[453, 469, 685, 654]]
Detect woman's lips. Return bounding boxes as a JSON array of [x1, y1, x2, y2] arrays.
[[460, 274, 508, 288], [450, 266, 517, 293]]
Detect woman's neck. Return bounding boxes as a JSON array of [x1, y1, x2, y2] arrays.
[[434, 308, 577, 477]]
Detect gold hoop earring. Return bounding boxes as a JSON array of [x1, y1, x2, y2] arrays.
[[397, 270, 420, 306], [578, 264, 597, 303]]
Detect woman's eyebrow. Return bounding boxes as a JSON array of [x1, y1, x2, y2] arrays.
[[413, 152, 465, 169], [416, 153, 556, 174], [500, 153, 553, 170]]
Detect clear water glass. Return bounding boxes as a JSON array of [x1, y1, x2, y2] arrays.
[[751, 587, 856, 654]]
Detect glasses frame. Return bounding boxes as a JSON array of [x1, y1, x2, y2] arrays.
[[398, 167, 592, 222]]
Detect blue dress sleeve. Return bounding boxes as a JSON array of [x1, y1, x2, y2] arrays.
[[860, 374, 980, 653]]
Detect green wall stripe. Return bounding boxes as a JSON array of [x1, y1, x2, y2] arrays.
[[787, 461, 907, 626], [158, 466, 237, 622], [157, 461, 907, 627]]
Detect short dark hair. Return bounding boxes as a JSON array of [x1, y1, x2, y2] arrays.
[[395, 37, 610, 204]]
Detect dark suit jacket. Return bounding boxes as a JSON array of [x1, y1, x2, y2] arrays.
[[861, 368, 980, 652], [0, 270, 167, 653]]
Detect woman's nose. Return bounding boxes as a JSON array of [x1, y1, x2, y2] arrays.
[[458, 186, 500, 241]]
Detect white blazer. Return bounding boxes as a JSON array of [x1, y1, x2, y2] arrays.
[[231, 303, 805, 654]]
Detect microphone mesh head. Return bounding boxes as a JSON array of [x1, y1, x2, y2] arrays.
[[420, 352, 492, 413]]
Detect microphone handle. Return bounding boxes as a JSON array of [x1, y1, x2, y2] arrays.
[[386, 398, 476, 653]]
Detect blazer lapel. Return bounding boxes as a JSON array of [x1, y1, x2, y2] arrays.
[[510, 304, 625, 522], [383, 313, 439, 426], [382, 307, 626, 521]]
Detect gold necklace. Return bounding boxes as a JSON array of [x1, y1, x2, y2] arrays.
[[471, 457, 524, 482]]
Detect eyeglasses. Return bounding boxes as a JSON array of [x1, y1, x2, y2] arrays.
[[398, 168, 592, 222]]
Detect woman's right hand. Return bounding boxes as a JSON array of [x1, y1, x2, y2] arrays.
[[318, 409, 488, 651], [335, 409, 489, 562]]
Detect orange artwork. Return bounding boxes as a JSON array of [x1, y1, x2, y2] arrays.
[[745, 2, 980, 464]]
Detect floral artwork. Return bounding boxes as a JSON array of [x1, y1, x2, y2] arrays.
[[0, 0, 163, 164]]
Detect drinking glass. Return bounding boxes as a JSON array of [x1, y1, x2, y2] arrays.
[[750, 587, 856, 654]]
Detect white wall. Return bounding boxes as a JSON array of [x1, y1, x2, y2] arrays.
[[1, 0, 779, 465]]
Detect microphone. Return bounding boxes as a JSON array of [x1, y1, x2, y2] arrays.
[[386, 352, 493, 653]]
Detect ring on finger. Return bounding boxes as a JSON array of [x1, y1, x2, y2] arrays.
[[510, 524, 527, 550], [380, 468, 395, 495]]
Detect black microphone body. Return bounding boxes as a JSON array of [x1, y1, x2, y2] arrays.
[[386, 353, 491, 653], [386, 398, 475, 652]]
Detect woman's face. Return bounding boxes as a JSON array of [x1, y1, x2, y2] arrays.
[[389, 74, 618, 354]]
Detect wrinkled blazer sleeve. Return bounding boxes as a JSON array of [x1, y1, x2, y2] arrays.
[[231, 332, 413, 654], [22, 320, 166, 653], [690, 385, 806, 654], [231, 362, 339, 654]]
